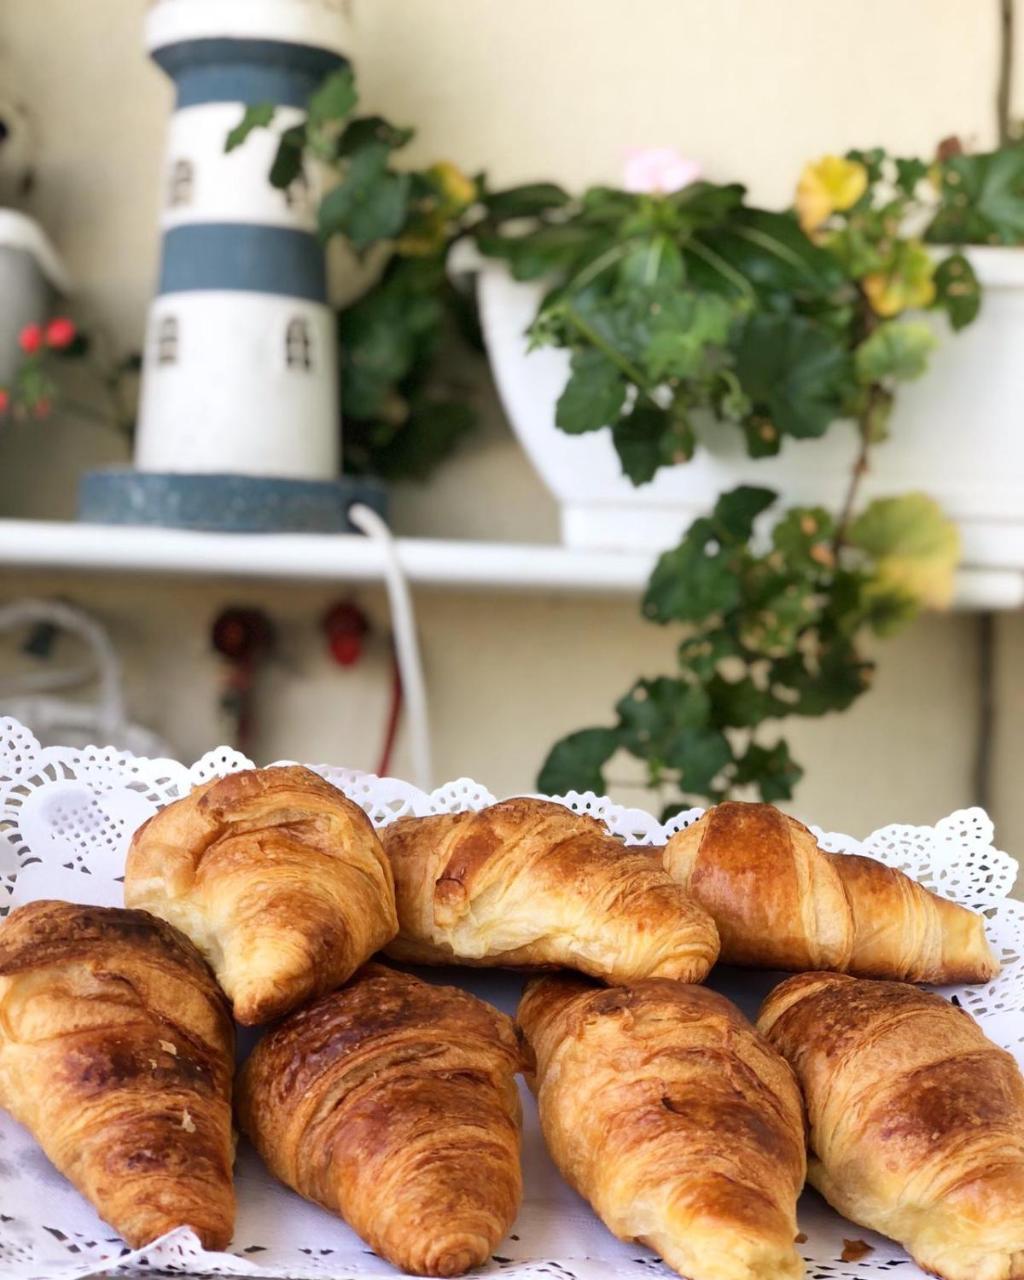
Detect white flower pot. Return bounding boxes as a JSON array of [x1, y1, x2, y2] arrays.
[[476, 249, 1024, 569]]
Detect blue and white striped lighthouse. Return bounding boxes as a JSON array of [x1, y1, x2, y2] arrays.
[[135, 0, 346, 486]]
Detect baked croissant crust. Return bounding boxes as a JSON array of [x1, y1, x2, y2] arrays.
[[759, 972, 1024, 1280], [663, 800, 998, 982], [518, 974, 807, 1280], [0, 900, 235, 1250], [381, 797, 719, 984], [237, 963, 523, 1277], [124, 765, 398, 1024]]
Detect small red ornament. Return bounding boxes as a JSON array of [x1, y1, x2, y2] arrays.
[[323, 600, 369, 667], [19, 324, 42, 355], [45, 317, 76, 349], [0, 388, 9, 414]]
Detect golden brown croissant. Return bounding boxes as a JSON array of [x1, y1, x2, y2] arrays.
[[0, 900, 235, 1250], [238, 962, 522, 1277], [662, 800, 998, 982], [759, 971, 1024, 1280], [124, 765, 398, 1024], [517, 974, 807, 1280], [381, 797, 719, 984]]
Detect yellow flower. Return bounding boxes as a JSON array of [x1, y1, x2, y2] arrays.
[[795, 155, 868, 233], [428, 160, 477, 212], [863, 240, 936, 317]]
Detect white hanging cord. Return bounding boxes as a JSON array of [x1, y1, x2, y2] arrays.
[[347, 504, 433, 790]]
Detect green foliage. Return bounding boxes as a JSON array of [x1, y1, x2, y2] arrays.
[[927, 145, 1024, 245], [540, 486, 958, 808], [229, 67, 483, 481], [854, 321, 937, 383]]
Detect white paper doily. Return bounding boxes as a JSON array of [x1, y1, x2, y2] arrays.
[[0, 716, 1020, 1280]]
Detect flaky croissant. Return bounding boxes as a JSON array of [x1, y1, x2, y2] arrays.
[[759, 972, 1024, 1280], [0, 900, 235, 1250], [238, 963, 522, 1277], [662, 800, 998, 982], [125, 765, 398, 1024], [381, 797, 719, 984], [518, 974, 807, 1280]]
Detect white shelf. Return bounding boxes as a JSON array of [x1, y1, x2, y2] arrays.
[[0, 520, 1022, 609]]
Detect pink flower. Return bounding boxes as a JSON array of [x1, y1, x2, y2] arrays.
[[45, 317, 77, 349], [623, 147, 703, 196], [19, 324, 42, 355], [0, 388, 8, 414]]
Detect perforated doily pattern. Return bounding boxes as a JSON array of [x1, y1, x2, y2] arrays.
[[0, 716, 1020, 1280]]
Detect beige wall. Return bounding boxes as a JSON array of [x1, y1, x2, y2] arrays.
[[0, 0, 1020, 859]]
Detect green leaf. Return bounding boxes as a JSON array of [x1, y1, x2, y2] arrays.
[[693, 208, 845, 301], [706, 674, 781, 728], [733, 313, 849, 440], [475, 225, 598, 281], [770, 644, 872, 716], [225, 102, 276, 152], [611, 403, 673, 485], [712, 485, 776, 543], [772, 506, 836, 573], [555, 348, 626, 434], [933, 253, 981, 331], [269, 123, 306, 189], [854, 321, 937, 383], [678, 630, 743, 682], [895, 157, 929, 195], [615, 678, 711, 756], [307, 67, 358, 130], [643, 291, 733, 382], [481, 182, 571, 221], [927, 146, 1024, 245], [337, 115, 414, 156], [318, 144, 411, 250], [618, 236, 684, 290], [738, 583, 818, 657], [663, 726, 734, 794], [846, 147, 887, 184], [537, 727, 619, 795], [849, 493, 961, 609], [733, 739, 803, 802], [643, 518, 742, 624], [363, 398, 477, 481]]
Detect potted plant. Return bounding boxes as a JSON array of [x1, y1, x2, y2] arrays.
[[468, 140, 1024, 564]]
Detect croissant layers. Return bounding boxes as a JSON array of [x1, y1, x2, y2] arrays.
[[124, 765, 398, 1024], [663, 801, 998, 983], [759, 972, 1024, 1280], [518, 975, 807, 1280], [0, 901, 235, 1250], [382, 797, 719, 984], [238, 964, 523, 1277]]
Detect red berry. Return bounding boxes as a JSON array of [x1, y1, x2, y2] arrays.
[[19, 324, 43, 354], [45, 317, 76, 349], [329, 631, 363, 666], [0, 389, 9, 414]]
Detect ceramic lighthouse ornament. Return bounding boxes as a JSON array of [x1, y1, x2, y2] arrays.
[[81, 0, 379, 531]]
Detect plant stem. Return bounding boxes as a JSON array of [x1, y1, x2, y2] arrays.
[[564, 305, 660, 402], [832, 406, 873, 551], [998, 0, 1015, 144]]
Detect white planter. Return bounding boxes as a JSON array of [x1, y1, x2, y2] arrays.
[[477, 249, 1024, 569], [0, 210, 70, 385]]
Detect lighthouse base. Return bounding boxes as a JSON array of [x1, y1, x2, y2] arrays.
[[77, 469, 387, 534]]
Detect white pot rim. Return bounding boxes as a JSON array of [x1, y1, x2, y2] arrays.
[[955, 244, 1024, 287], [0, 210, 71, 292]]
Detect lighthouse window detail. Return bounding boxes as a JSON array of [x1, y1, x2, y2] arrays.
[[156, 315, 179, 365], [168, 159, 194, 207], [286, 318, 313, 371]]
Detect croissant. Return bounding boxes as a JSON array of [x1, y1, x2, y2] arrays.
[[0, 900, 235, 1250], [517, 974, 807, 1280], [238, 962, 522, 1276], [759, 971, 1024, 1280], [662, 800, 998, 983], [125, 765, 398, 1024], [381, 797, 719, 984]]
